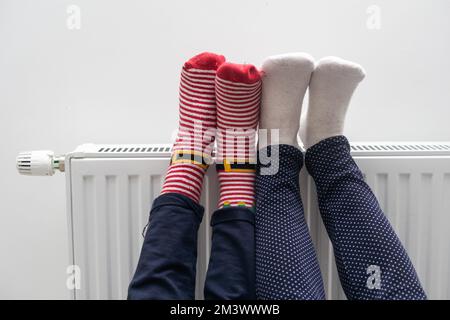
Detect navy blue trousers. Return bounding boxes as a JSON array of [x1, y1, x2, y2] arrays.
[[127, 193, 255, 300], [256, 136, 426, 300], [256, 144, 326, 299]]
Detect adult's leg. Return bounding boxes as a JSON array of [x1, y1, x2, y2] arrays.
[[255, 54, 325, 300], [303, 57, 426, 300], [305, 136, 426, 300], [128, 52, 225, 300], [256, 145, 325, 299]]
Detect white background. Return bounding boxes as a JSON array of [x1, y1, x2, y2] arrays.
[[0, 0, 449, 299]]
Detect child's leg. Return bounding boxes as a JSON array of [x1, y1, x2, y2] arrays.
[[303, 57, 426, 300], [128, 52, 225, 300], [204, 62, 261, 299], [128, 194, 204, 300], [255, 54, 325, 300], [204, 207, 256, 299]]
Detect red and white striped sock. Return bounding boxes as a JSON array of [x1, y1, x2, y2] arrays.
[[215, 63, 262, 209], [161, 52, 226, 203]]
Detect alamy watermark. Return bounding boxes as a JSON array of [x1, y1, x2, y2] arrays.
[[66, 265, 81, 290], [66, 5, 81, 30], [172, 122, 281, 175], [366, 5, 381, 30], [366, 264, 382, 290]]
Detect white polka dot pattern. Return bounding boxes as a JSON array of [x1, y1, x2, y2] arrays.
[[255, 144, 326, 300], [305, 135, 427, 300]]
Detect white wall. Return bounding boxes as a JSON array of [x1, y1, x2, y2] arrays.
[[0, 0, 449, 299]]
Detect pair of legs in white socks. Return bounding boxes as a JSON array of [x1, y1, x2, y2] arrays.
[[256, 53, 425, 300]]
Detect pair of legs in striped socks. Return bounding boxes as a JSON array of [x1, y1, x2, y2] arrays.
[[128, 52, 261, 299], [128, 52, 426, 300]]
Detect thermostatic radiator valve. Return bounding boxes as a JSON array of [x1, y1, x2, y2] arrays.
[[16, 150, 65, 176]]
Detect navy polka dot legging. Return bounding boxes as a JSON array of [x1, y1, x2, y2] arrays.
[[255, 136, 426, 300]]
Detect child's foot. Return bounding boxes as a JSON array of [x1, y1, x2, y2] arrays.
[[215, 62, 262, 209], [161, 52, 225, 203]]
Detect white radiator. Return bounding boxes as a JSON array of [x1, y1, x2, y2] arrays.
[[17, 142, 450, 300]]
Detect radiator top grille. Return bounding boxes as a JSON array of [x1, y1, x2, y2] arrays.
[[84, 142, 450, 157], [97, 146, 172, 153], [349, 143, 450, 152]]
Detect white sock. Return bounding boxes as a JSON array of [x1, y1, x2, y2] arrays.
[[259, 52, 315, 149], [300, 56, 366, 149]]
